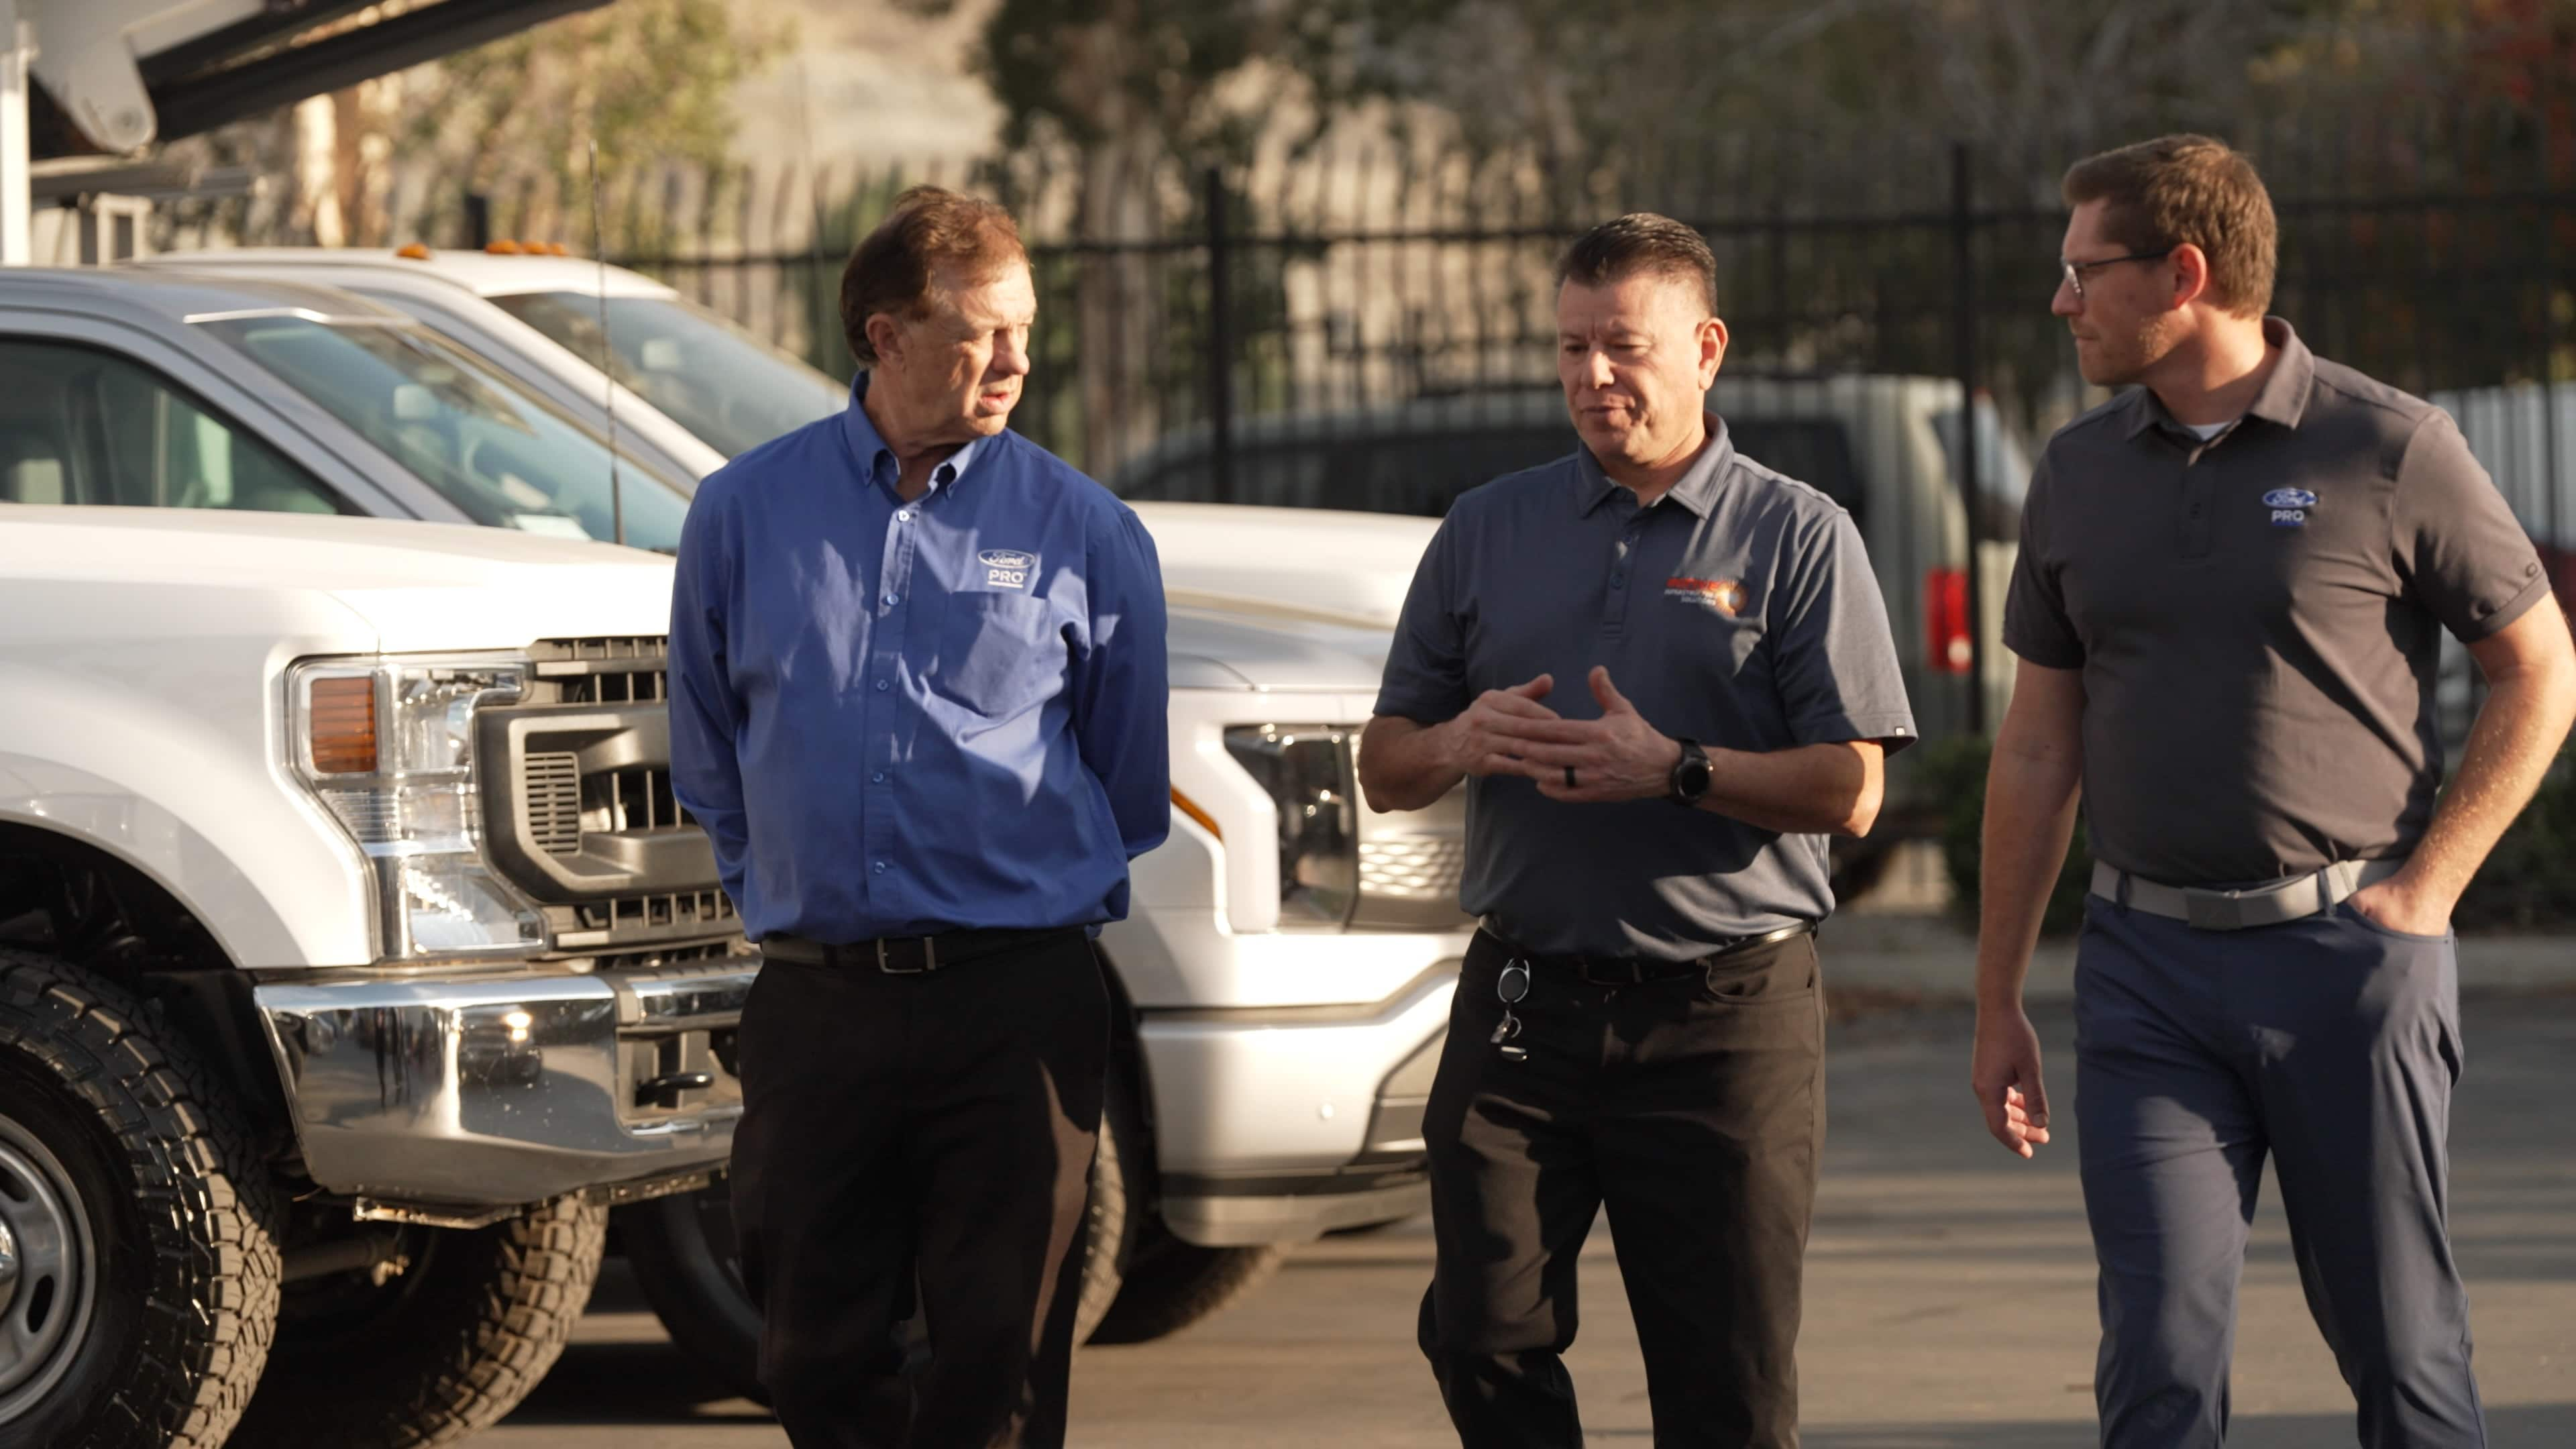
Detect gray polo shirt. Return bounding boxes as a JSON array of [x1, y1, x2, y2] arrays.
[[2004, 318, 2554, 887], [1375, 419, 1917, 960]]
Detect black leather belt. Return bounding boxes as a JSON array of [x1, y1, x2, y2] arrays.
[[758, 926, 1081, 975], [1480, 922, 1815, 986]]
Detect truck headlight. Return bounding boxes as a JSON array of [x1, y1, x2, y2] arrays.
[[1222, 724, 1358, 928], [290, 655, 546, 962]]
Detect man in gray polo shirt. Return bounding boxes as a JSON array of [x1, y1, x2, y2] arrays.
[[1974, 135, 2576, 1449], [1360, 213, 1915, 1449]]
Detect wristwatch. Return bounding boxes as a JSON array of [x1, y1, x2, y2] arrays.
[[1667, 737, 1712, 808]]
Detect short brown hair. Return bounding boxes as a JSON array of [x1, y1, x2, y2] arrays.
[[1556, 213, 1718, 315], [839, 185, 1028, 367], [2062, 135, 2277, 318]]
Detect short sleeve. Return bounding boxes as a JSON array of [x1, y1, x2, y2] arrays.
[[1770, 509, 1918, 753], [1372, 511, 1471, 722], [2392, 409, 2551, 643], [2002, 451, 2084, 668]]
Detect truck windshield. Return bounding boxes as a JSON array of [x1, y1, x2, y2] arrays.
[[197, 315, 691, 551], [486, 290, 846, 458]]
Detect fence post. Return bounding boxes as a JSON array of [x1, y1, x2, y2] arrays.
[[1204, 164, 1234, 506], [1950, 141, 1987, 736]]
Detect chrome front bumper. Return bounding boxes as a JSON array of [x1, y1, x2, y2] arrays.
[[253, 955, 757, 1209]]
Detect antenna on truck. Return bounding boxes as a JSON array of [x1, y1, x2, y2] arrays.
[[588, 136, 625, 547]]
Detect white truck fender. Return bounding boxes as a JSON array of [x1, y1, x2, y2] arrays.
[[0, 658, 373, 970]]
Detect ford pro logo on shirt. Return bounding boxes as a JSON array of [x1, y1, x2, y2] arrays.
[[977, 548, 1039, 590], [2262, 487, 2318, 528]]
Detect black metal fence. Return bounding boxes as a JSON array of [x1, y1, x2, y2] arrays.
[[170, 121, 2573, 735], [574, 125, 2571, 740], [600, 122, 2573, 524]]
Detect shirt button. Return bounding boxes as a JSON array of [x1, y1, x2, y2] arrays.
[[874, 679, 890, 692], [872, 860, 889, 875], [1611, 573, 1626, 588], [896, 511, 912, 522], [871, 770, 887, 784], [881, 592, 899, 606]]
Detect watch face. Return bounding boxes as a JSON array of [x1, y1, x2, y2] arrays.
[[1674, 749, 1712, 800]]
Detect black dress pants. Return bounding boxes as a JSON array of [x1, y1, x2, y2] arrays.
[[731, 931, 1109, 1449], [1419, 928, 1826, 1449]]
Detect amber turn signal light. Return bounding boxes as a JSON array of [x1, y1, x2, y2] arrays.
[[1171, 788, 1221, 841], [307, 676, 379, 773]]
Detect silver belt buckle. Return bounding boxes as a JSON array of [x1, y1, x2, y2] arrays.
[[2182, 888, 2253, 931], [2182, 874, 2320, 932]]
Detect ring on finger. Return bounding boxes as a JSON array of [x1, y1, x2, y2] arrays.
[[1564, 765, 1577, 788]]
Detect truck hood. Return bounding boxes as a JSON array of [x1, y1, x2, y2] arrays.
[[1167, 598, 1392, 692], [0, 506, 1390, 690], [0, 506, 674, 652], [1132, 502, 1434, 628]]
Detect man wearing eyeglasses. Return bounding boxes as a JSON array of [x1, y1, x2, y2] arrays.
[[1974, 134, 2575, 1448], [1359, 213, 1916, 1448]]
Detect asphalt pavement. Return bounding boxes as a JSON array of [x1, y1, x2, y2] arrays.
[[468, 981, 2576, 1448]]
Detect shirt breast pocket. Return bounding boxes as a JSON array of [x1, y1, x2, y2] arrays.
[[936, 592, 1063, 717], [1672, 607, 1770, 682]]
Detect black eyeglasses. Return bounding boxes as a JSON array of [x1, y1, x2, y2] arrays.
[[2058, 249, 2174, 300]]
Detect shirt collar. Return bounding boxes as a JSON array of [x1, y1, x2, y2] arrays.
[[1574, 413, 1732, 518], [841, 371, 987, 496], [2123, 315, 2316, 440]]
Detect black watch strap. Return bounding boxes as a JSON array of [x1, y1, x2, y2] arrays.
[[1667, 737, 1712, 808]]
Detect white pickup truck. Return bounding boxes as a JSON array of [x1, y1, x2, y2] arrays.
[[0, 507, 755, 1449]]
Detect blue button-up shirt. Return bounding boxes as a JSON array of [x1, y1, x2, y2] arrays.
[[669, 377, 1170, 942]]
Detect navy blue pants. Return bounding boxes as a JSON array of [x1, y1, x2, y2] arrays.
[[2074, 896, 2485, 1449]]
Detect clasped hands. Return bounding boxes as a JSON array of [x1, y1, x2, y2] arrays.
[[1444, 667, 1681, 804]]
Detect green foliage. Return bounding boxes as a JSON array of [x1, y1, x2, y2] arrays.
[[2455, 744, 2576, 931], [1921, 733, 2094, 938], [1927, 733, 2576, 936], [402, 0, 790, 250]]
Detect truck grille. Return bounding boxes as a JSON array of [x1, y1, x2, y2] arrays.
[[500, 637, 741, 961], [1359, 837, 1466, 900], [1349, 731, 1475, 932], [527, 635, 667, 704]]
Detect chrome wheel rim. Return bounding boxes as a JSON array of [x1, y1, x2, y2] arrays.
[[0, 1113, 96, 1423]]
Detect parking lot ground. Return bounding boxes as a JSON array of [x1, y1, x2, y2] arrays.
[[474, 987, 2576, 1448]]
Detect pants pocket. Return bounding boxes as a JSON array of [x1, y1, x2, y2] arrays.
[[2334, 900, 2454, 945], [1698, 935, 1819, 1002]]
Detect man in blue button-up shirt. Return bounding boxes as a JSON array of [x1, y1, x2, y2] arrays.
[[670, 186, 1167, 1449]]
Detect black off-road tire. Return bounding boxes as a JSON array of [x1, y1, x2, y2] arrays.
[[623, 1065, 1148, 1405], [0, 949, 284, 1449], [1072, 1058, 1148, 1344], [225, 1195, 606, 1449], [1087, 1219, 1292, 1345]]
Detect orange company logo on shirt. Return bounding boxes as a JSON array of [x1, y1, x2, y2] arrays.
[[1664, 576, 1746, 616]]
